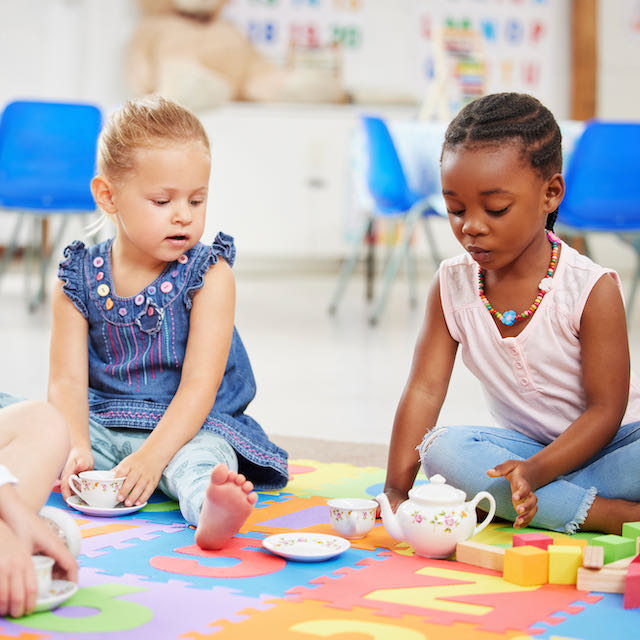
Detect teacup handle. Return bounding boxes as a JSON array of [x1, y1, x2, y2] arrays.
[[469, 491, 496, 536], [68, 474, 84, 500]]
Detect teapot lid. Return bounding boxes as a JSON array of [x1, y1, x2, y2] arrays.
[[408, 474, 466, 505]]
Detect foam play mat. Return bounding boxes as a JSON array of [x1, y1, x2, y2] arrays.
[[1, 460, 637, 639]]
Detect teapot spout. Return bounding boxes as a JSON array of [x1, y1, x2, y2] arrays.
[[375, 492, 404, 541]]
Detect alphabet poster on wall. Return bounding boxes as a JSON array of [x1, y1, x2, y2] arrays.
[[222, 0, 568, 117]]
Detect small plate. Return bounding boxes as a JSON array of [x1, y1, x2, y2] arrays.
[[34, 580, 78, 613], [262, 533, 350, 562], [65, 495, 147, 517]]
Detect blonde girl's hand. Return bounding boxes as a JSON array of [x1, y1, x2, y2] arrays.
[[113, 449, 164, 507], [487, 460, 538, 529], [60, 446, 94, 501]]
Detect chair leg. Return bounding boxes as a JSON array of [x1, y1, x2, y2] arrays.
[[422, 215, 442, 268], [369, 204, 422, 325], [406, 244, 418, 308], [328, 217, 372, 315], [0, 215, 26, 285], [365, 220, 375, 301], [29, 216, 70, 311]]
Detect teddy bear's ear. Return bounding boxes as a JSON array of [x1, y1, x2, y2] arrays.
[[136, 0, 176, 16]]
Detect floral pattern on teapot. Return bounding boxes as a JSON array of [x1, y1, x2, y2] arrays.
[[411, 508, 469, 533]]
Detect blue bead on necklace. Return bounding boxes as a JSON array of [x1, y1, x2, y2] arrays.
[[478, 230, 560, 326]]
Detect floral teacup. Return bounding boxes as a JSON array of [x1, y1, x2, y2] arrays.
[[69, 470, 125, 508], [328, 498, 377, 539]]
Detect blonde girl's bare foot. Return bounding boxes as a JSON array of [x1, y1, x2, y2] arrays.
[[194, 463, 258, 550]]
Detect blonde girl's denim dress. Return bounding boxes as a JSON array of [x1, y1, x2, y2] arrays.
[[57, 232, 288, 522]]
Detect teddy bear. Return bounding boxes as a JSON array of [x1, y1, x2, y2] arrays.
[[128, 0, 348, 110]]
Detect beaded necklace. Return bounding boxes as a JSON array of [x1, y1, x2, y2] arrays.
[[478, 230, 560, 326]]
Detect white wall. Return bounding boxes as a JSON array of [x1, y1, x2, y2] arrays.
[[597, 0, 640, 119], [0, 0, 138, 109], [0, 0, 571, 115]]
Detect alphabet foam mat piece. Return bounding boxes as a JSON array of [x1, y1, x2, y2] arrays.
[[0, 460, 633, 639]]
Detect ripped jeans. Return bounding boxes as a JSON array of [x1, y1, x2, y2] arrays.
[[419, 422, 640, 534]]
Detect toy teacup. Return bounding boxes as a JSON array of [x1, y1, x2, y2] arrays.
[[328, 498, 377, 539], [31, 555, 54, 598], [68, 470, 125, 509]]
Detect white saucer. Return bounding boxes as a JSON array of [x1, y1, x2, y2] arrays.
[[34, 580, 78, 613], [262, 533, 350, 562], [65, 495, 147, 517]]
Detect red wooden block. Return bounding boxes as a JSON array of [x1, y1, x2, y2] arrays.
[[624, 562, 640, 609], [512, 532, 554, 551]]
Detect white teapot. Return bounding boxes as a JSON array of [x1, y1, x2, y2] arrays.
[[376, 474, 496, 558]]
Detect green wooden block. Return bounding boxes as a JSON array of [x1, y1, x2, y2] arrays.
[[622, 521, 640, 543], [591, 534, 637, 564]]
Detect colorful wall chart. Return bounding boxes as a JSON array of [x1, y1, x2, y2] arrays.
[[222, 0, 568, 117]]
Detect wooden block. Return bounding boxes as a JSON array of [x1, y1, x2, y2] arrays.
[[512, 532, 554, 550], [577, 566, 627, 593], [622, 521, 640, 541], [456, 540, 505, 572], [582, 545, 604, 569], [559, 537, 588, 550], [606, 555, 637, 569], [624, 563, 640, 608], [591, 534, 637, 564], [548, 545, 582, 585], [504, 545, 548, 586]]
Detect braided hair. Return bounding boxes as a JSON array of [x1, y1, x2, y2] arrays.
[[442, 93, 562, 230]]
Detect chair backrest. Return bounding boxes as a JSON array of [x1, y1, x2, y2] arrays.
[[0, 100, 102, 211], [559, 120, 640, 231], [361, 115, 416, 213]]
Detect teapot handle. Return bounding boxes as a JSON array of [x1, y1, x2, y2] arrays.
[[470, 491, 496, 536]]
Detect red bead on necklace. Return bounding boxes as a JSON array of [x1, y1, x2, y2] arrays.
[[478, 230, 560, 326]]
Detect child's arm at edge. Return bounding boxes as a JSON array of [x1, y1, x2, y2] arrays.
[[47, 281, 92, 500], [384, 277, 458, 511], [114, 259, 236, 506], [489, 273, 630, 526]]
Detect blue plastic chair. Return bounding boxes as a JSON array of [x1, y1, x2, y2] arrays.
[[329, 115, 444, 325], [0, 100, 102, 309], [557, 120, 640, 319]]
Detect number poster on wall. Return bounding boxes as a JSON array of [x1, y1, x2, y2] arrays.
[[222, 0, 568, 117]]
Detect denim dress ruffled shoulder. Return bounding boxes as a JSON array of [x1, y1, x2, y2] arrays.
[[57, 232, 288, 490]]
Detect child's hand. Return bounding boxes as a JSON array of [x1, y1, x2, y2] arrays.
[[60, 446, 94, 501], [0, 486, 78, 617], [380, 488, 409, 516], [487, 460, 538, 528], [0, 519, 36, 617], [113, 450, 164, 507]]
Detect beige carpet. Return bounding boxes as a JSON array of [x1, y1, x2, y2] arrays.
[[275, 435, 388, 469]]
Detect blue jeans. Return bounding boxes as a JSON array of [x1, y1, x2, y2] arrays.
[[419, 422, 640, 534]]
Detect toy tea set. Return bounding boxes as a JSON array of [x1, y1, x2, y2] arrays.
[[261, 474, 496, 561], [66, 469, 147, 516]]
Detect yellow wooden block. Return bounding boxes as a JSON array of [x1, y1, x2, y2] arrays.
[[549, 544, 582, 584], [504, 546, 548, 586]]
